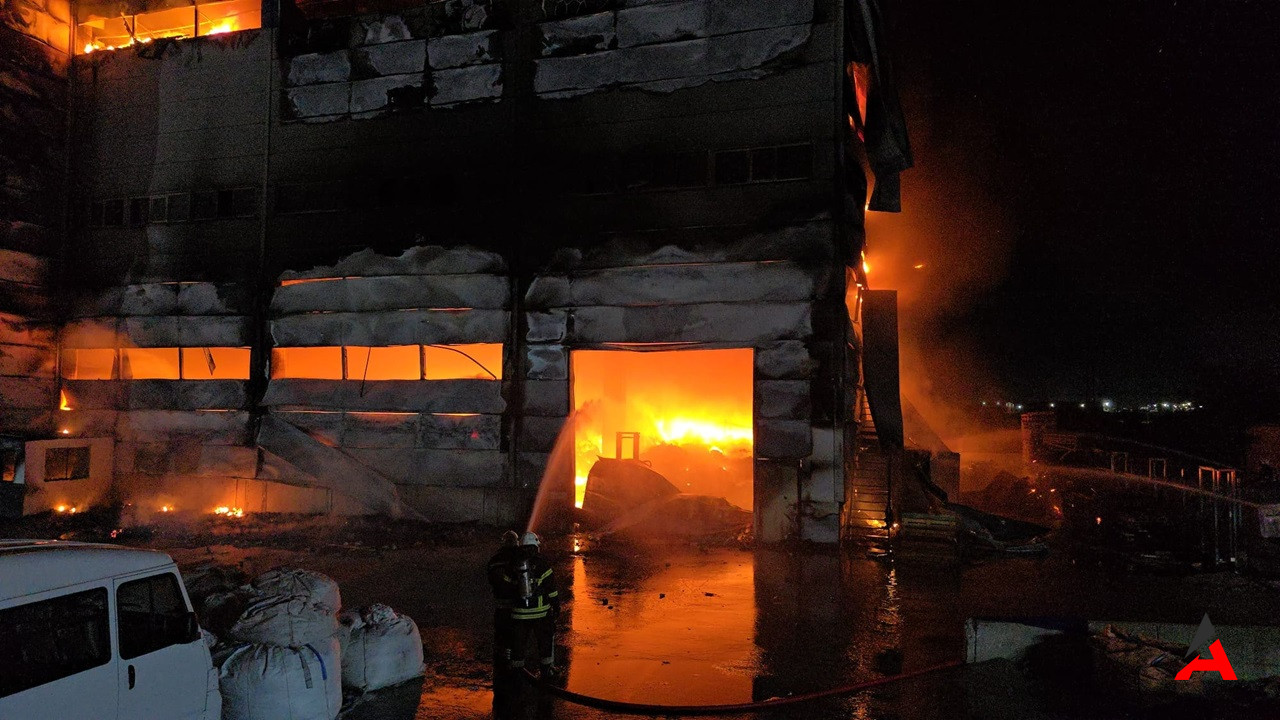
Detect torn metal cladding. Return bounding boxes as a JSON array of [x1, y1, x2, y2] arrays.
[[519, 415, 567, 453], [257, 414, 404, 515], [527, 261, 817, 309], [115, 443, 258, 479], [569, 303, 812, 344], [532, 23, 812, 94], [426, 30, 498, 69], [1, 13, 67, 437], [114, 410, 252, 445], [520, 380, 570, 416], [345, 448, 508, 487], [261, 379, 506, 413], [754, 341, 816, 380], [270, 308, 509, 346], [396, 485, 518, 525], [755, 380, 810, 419], [271, 275, 509, 314], [279, 246, 507, 281], [755, 419, 812, 459], [62, 380, 250, 410]]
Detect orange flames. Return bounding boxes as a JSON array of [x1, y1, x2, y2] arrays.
[[78, 0, 260, 54], [570, 349, 754, 509], [213, 506, 245, 518]]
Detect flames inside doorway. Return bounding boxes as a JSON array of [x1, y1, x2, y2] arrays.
[[570, 349, 754, 534]]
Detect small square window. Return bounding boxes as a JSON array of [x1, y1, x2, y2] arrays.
[[149, 196, 168, 224], [45, 446, 90, 481], [231, 188, 259, 217], [714, 150, 750, 185], [191, 191, 217, 220], [775, 143, 812, 179], [167, 193, 191, 223], [215, 189, 237, 218], [103, 199, 125, 227], [672, 152, 708, 187], [619, 152, 654, 190], [750, 147, 777, 181], [128, 197, 148, 227]]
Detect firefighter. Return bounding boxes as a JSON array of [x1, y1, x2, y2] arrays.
[[488, 530, 521, 713], [504, 532, 560, 679]]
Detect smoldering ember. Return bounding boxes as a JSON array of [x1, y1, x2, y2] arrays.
[[2, 0, 1279, 718]]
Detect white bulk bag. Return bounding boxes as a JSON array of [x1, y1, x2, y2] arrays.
[[219, 638, 342, 720], [250, 568, 342, 613], [229, 594, 339, 647], [340, 604, 425, 692]]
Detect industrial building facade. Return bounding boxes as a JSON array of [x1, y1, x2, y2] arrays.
[[0, 0, 917, 542]]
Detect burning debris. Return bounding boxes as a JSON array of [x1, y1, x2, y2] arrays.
[[579, 458, 751, 541]]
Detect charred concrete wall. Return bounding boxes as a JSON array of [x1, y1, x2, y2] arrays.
[[0, 2, 70, 440]]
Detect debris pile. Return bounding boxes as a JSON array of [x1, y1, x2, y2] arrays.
[[1091, 625, 1205, 699], [580, 458, 751, 541]]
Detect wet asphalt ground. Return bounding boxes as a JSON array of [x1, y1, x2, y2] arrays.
[[249, 535, 1280, 720]]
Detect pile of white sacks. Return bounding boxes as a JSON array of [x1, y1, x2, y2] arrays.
[[214, 568, 424, 720]]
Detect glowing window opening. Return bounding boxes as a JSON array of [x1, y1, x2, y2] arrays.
[[269, 344, 503, 381], [62, 347, 251, 380], [78, 0, 261, 54], [570, 348, 754, 510]]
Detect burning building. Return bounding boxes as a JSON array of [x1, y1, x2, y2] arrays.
[[0, 0, 932, 542]]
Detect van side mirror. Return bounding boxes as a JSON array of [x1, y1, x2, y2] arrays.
[[184, 611, 202, 643]]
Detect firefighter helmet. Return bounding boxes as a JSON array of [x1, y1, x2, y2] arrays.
[[501, 530, 520, 547], [520, 531, 541, 548]]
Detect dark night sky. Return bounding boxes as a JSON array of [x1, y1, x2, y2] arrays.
[[872, 0, 1280, 417]]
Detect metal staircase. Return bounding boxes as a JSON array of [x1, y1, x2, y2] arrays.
[[845, 393, 891, 540]]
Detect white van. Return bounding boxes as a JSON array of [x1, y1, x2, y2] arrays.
[[0, 540, 220, 720]]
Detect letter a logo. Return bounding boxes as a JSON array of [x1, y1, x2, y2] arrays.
[[1175, 613, 1237, 681]]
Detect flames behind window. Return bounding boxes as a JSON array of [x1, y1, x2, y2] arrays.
[[78, 0, 261, 54], [570, 349, 753, 510], [271, 344, 503, 381], [62, 347, 250, 380]]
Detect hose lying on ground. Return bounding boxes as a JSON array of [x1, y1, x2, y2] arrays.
[[521, 659, 964, 716]]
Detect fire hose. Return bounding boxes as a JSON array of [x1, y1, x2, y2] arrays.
[[521, 659, 964, 716]]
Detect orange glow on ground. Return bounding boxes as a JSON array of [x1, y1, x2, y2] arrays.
[[565, 550, 757, 704], [570, 349, 753, 510]]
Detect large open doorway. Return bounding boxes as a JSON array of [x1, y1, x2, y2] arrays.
[[570, 348, 754, 538]]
